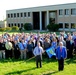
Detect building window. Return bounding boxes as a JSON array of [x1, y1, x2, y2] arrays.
[[59, 9, 63, 15], [21, 13, 23, 17], [21, 23, 23, 27], [8, 24, 10, 27], [17, 13, 19, 17], [18, 23, 20, 27], [14, 13, 16, 17], [71, 23, 76, 29], [14, 23, 16, 26], [65, 23, 69, 28], [11, 23, 13, 27], [28, 12, 30, 17], [8, 14, 10, 18], [65, 9, 69, 15], [71, 8, 76, 15], [11, 14, 13, 18], [24, 12, 26, 17], [59, 23, 63, 28]]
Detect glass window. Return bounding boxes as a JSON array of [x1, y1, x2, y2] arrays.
[[71, 23, 76, 29], [24, 12, 26, 17], [21, 23, 23, 27], [21, 13, 23, 17], [11, 14, 13, 18], [71, 8, 76, 15], [11, 23, 13, 27], [8, 24, 10, 27], [65, 23, 69, 28], [14, 13, 16, 17], [28, 12, 30, 17], [17, 13, 19, 17], [59, 23, 63, 28], [14, 23, 16, 26], [59, 9, 63, 15], [18, 23, 20, 27], [65, 9, 69, 15], [8, 14, 10, 18]]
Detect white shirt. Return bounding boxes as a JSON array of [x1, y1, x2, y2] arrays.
[[33, 46, 44, 56]]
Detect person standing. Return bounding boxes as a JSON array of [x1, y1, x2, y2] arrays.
[[33, 42, 44, 68], [56, 42, 67, 71]]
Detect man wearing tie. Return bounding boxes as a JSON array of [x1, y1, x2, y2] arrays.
[[56, 42, 67, 71], [33, 42, 44, 68]]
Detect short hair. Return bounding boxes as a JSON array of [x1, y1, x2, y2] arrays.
[[59, 42, 63, 46]]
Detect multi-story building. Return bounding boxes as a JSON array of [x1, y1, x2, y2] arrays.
[[6, 3, 76, 31]]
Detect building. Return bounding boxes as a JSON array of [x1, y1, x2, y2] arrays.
[[6, 3, 76, 31], [0, 21, 7, 28]]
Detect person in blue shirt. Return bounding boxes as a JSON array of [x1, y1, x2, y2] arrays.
[[56, 42, 67, 71], [18, 39, 27, 59]]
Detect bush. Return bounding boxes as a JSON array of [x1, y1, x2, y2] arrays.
[[0, 28, 6, 31], [6, 27, 12, 31], [47, 23, 59, 31], [12, 26, 19, 31], [24, 23, 33, 30]]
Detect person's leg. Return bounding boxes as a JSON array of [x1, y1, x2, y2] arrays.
[[58, 59, 61, 71], [36, 56, 38, 68], [24, 50, 26, 59], [0, 51, 2, 59], [20, 50, 23, 59], [2, 51, 5, 59], [61, 58, 64, 70]]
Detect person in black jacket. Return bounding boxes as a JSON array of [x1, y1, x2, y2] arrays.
[[13, 40, 20, 59], [66, 36, 74, 58], [0, 39, 6, 59]]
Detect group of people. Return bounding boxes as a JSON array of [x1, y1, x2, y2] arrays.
[[0, 31, 76, 71]]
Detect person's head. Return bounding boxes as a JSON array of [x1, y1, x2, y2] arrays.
[[59, 42, 63, 47]]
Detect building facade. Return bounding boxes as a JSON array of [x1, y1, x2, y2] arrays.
[[6, 3, 76, 31]]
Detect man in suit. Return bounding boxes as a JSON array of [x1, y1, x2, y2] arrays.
[[56, 42, 67, 71], [33, 42, 44, 68]]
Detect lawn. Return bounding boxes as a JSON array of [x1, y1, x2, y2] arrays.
[[0, 56, 76, 75]]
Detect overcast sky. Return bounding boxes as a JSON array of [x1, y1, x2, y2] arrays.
[[0, 0, 76, 20]]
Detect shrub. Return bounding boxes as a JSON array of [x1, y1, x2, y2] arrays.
[[0, 28, 6, 31], [24, 23, 33, 30], [12, 26, 19, 31], [47, 23, 59, 31], [6, 27, 12, 31]]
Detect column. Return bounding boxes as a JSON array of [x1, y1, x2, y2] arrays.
[[40, 11, 42, 30], [47, 11, 49, 25]]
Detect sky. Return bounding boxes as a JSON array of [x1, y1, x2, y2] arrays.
[[0, 0, 76, 20]]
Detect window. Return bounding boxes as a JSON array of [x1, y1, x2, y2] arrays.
[[18, 23, 20, 27], [71, 23, 76, 29], [8, 24, 10, 27], [28, 12, 30, 17], [14, 13, 16, 17], [8, 14, 10, 18], [65, 9, 69, 15], [71, 8, 76, 15], [17, 13, 19, 17], [59, 23, 63, 28], [14, 23, 16, 26], [11, 14, 13, 18], [11, 23, 13, 27], [65, 23, 69, 28], [59, 9, 63, 15], [21, 13, 23, 17], [21, 23, 23, 27], [24, 12, 26, 17]]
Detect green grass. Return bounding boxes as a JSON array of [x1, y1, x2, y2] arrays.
[[0, 56, 76, 75]]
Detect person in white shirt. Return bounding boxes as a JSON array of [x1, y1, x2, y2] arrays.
[[33, 42, 44, 68]]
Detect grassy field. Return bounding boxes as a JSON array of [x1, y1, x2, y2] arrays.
[[0, 56, 76, 75]]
